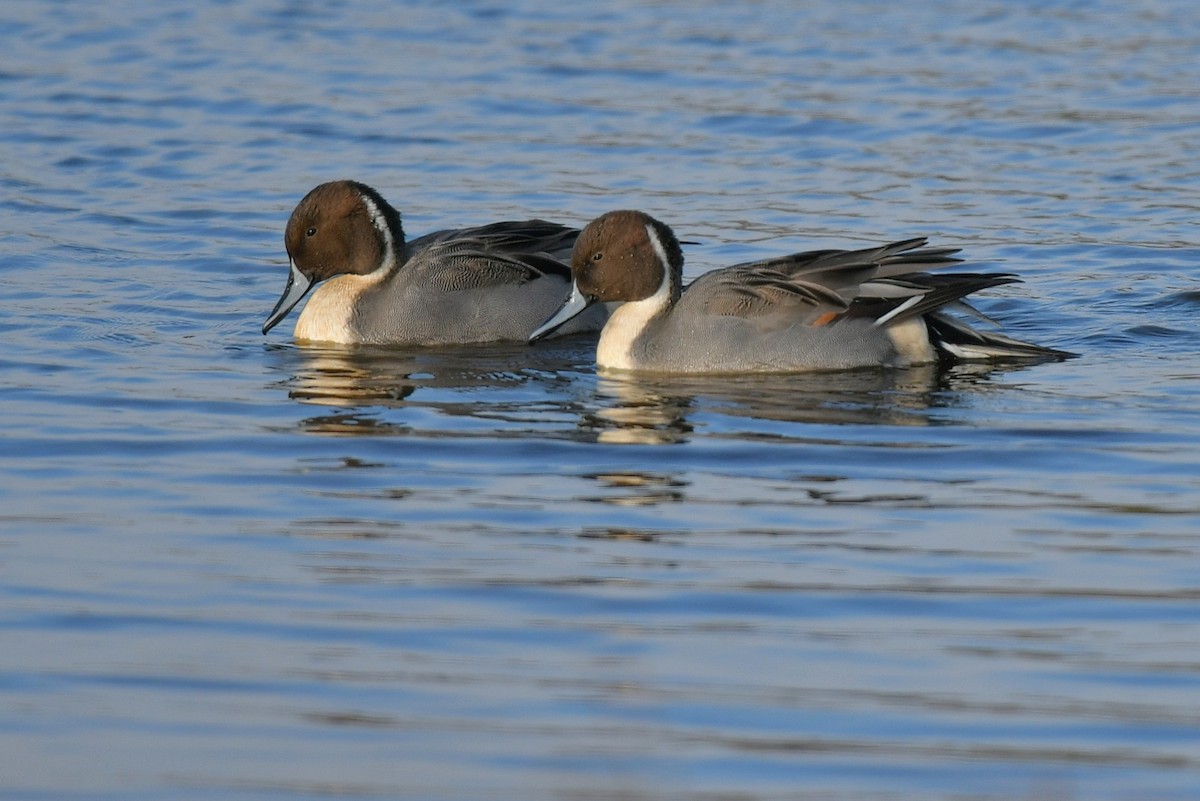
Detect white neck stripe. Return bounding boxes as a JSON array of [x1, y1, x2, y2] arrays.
[[359, 192, 397, 274], [643, 223, 673, 300]]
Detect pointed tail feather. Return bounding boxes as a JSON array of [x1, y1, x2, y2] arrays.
[[925, 312, 1075, 361]]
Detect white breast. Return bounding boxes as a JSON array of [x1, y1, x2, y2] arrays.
[[293, 275, 375, 344]]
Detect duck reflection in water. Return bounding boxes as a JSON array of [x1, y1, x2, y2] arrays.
[[588, 359, 1029, 444], [265, 341, 1048, 443], [265, 339, 600, 436]]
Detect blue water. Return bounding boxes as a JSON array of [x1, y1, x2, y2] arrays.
[[3, 1, 1200, 799]]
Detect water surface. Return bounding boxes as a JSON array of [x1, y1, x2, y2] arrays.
[[2, 1, 1199, 799]]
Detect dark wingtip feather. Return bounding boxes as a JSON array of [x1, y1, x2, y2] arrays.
[[925, 312, 1077, 361]]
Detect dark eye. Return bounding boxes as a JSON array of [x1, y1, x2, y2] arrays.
[[591, 251, 603, 262], [306, 227, 317, 237]]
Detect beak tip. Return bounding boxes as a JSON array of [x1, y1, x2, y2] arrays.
[[530, 284, 592, 343], [262, 262, 313, 338]]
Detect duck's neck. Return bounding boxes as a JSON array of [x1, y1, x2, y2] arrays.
[[595, 296, 667, 369], [596, 235, 676, 370]]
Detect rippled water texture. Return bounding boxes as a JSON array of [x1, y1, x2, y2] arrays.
[[2, 1, 1199, 799]]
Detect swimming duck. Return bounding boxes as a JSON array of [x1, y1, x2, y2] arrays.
[[263, 180, 607, 344], [530, 209, 1071, 372]]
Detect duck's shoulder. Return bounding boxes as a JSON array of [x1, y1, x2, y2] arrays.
[[676, 261, 851, 324], [404, 222, 576, 291]]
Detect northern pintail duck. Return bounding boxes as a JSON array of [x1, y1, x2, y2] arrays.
[[262, 180, 608, 344], [530, 210, 1071, 373]]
